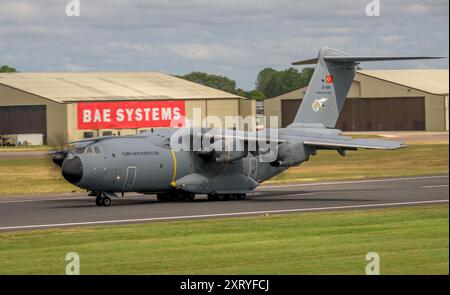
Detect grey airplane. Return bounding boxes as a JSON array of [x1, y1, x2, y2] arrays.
[[51, 47, 441, 206]]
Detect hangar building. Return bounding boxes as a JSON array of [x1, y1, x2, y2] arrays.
[[264, 69, 449, 131], [0, 72, 255, 145]]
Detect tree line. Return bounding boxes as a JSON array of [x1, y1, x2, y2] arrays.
[[0, 65, 16, 73], [178, 67, 314, 101]]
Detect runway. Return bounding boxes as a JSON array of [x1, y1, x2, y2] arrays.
[[0, 175, 448, 232]]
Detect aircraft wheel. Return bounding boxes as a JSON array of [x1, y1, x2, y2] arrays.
[[157, 194, 168, 202], [102, 196, 112, 207], [183, 193, 195, 201], [168, 193, 180, 202], [95, 196, 104, 206], [236, 194, 246, 200], [207, 194, 218, 201], [217, 194, 227, 201]]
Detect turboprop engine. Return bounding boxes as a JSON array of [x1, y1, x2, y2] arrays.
[[198, 138, 248, 163], [271, 142, 310, 167]]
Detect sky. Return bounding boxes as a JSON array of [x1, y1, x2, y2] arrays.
[[0, 0, 448, 89]]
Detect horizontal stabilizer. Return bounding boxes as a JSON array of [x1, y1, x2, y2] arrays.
[[291, 58, 318, 65], [303, 138, 406, 150], [323, 56, 443, 63], [293, 56, 443, 65]]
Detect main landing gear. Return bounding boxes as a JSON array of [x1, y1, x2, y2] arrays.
[[157, 191, 195, 202], [94, 192, 114, 207], [91, 191, 247, 206], [156, 192, 247, 202]]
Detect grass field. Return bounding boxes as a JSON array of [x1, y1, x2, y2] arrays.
[[0, 144, 447, 195], [0, 145, 55, 152], [0, 204, 447, 274], [268, 144, 449, 184], [0, 158, 83, 195]]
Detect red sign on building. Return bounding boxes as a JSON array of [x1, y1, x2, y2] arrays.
[[77, 100, 186, 130]]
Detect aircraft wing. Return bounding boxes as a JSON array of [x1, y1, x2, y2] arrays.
[[196, 129, 403, 149], [303, 137, 406, 150], [198, 132, 286, 143]]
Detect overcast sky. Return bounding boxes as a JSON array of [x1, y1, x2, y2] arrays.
[[0, 0, 448, 89]]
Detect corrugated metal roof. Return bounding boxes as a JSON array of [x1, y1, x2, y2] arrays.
[[0, 72, 244, 103], [357, 69, 449, 95]]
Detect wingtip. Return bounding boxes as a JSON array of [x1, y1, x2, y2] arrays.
[[291, 58, 318, 65]]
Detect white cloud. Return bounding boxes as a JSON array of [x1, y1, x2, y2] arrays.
[[107, 41, 159, 55], [170, 43, 249, 61], [64, 63, 88, 72], [381, 35, 403, 43], [403, 4, 430, 15], [0, 1, 40, 21]]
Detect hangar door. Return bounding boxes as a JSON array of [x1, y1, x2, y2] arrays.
[[281, 99, 302, 128], [0, 105, 47, 137], [336, 97, 425, 131], [281, 97, 425, 131]]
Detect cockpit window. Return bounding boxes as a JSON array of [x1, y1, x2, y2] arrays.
[[75, 147, 85, 154], [86, 147, 94, 154], [94, 146, 101, 154]]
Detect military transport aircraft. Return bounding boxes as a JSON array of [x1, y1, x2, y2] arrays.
[[51, 47, 441, 206]]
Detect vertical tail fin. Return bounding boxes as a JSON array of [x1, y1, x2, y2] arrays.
[[289, 47, 442, 129]]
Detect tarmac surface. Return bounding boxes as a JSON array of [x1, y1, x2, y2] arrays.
[[0, 175, 448, 232]]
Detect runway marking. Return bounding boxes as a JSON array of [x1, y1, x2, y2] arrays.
[[0, 199, 447, 231], [260, 175, 449, 189], [422, 184, 449, 189]]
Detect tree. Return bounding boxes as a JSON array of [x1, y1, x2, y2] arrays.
[[255, 67, 277, 95], [299, 67, 314, 86], [279, 68, 302, 94], [178, 72, 237, 94], [178, 67, 314, 101], [248, 90, 265, 101], [255, 66, 314, 98], [0, 65, 16, 73], [263, 71, 283, 98], [234, 88, 250, 98]]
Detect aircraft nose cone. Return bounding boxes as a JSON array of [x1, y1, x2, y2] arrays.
[[62, 156, 83, 184]]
